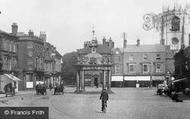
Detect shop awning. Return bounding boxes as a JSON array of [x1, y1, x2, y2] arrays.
[[172, 78, 187, 83], [152, 76, 165, 81], [125, 76, 150, 81], [4, 74, 21, 81], [0, 74, 14, 92]]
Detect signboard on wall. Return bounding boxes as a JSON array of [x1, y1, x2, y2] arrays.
[[26, 82, 33, 88]]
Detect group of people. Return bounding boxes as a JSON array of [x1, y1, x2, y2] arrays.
[[157, 83, 183, 102], [4, 82, 16, 97], [35, 82, 65, 95], [35, 83, 47, 95]]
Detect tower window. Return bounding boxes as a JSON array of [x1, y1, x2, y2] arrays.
[[172, 37, 179, 45], [171, 16, 180, 31]]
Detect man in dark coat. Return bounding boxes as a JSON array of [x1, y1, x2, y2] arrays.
[[100, 89, 109, 112]]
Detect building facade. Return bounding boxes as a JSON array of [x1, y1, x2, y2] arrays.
[[112, 39, 171, 87], [76, 32, 114, 90], [16, 29, 45, 90], [44, 42, 62, 88], [0, 28, 19, 91], [0, 23, 62, 91]]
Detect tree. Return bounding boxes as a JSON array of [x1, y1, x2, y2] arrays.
[[61, 51, 78, 85]]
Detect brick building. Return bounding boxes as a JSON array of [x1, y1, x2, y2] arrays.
[[112, 39, 172, 87]]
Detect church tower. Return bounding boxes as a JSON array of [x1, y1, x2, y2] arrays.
[[159, 1, 190, 52]]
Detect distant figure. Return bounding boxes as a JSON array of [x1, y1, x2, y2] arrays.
[[49, 83, 53, 91], [12, 83, 16, 96], [100, 89, 109, 113], [94, 78, 98, 88]]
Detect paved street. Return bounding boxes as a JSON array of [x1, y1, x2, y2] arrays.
[[0, 87, 190, 119]]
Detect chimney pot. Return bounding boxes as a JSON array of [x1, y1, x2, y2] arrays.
[[137, 39, 140, 46], [11, 23, 18, 35], [28, 30, 34, 36]]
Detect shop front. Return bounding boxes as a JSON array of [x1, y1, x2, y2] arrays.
[[0, 74, 21, 93], [152, 76, 165, 87]]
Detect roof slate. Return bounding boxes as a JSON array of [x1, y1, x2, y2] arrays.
[[119, 44, 167, 53], [78, 44, 111, 54]]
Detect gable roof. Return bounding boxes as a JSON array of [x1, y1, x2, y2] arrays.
[[119, 44, 167, 53]]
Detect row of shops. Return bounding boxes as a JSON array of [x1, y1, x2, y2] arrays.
[[111, 76, 166, 87], [0, 72, 61, 93], [18, 72, 62, 90]]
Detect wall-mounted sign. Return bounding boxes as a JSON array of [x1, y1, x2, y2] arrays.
[[26, 82, 33, 88]]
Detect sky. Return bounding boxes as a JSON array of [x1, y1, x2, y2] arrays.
[[0, 0, 189, 55]]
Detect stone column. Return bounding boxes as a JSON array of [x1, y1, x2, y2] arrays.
[[103, 70, 106, 90], [81, 70, 85, 92], [108, 70, 111, 90], [76, 71, 80, 92]]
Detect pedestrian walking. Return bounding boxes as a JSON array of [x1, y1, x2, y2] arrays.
[[49, 83, 53, 91], [100, 89, 109, 113]]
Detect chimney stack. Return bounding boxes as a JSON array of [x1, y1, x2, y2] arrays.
[[123, 32, 127, 48], [40, 31, 47, 42], [137, 38, 140, 46], [102, 37, 106, 45], [28, 30, 34, 36], [11, 23, 18, 35]]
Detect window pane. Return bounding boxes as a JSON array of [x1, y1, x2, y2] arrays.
[[143, 54, 148, 60], [143, 64, 149, 73], [129, 64, 135, 72], [129, 55, 133, 61], [156, 63, 161, 72]]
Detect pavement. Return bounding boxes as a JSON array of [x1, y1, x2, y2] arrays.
[[0, 90, 34, 98], [1, 87, 190, 119]]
